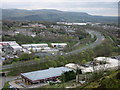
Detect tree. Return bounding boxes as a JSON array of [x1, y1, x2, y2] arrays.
[[76, 68, 82, 83], [19, 53, 33, 61], [60, 71, 76, 82], [81, 60, 87, 64], [34, 58, 40, 61]]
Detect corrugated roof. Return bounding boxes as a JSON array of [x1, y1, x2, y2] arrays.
[[21, 67, 72, 81]]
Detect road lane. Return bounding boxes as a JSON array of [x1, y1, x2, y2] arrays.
[[67, 30, 105, 55]]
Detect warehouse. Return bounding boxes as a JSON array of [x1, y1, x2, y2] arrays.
[[10, 46, 23, 52], [51, 43, 67, 48], [22, 44, 48, 49], [22, 44, 48, 48], [21, 67, 72, 85], [22, 43, 49, 52], [41, 49, 59, 53], [9, 42, 23, 54], [0, 41, 23, 54]]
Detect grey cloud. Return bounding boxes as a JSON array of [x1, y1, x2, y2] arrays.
[[2, 1, 118, 16]]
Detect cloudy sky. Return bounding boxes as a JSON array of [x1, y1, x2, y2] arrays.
[[1, 0, 119, 16]]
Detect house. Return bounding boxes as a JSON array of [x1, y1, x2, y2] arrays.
[[21, 67, 72, 84], [51, 43, 67, 48], [28, 23, 47, 29]]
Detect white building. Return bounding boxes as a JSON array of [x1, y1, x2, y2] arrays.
[[65, 57, 119, 74], [72, 23, 87, 25], [22, 43, 49, 52], [41, 49, 59, 53], [57, 22, 87, 26], [65, 63, 84, 70], [0, 44, 2, 55], [0, 41, 23, 53], [42, 47, 51, 50], [82, 57, 119, 73], [22, 44, 48, 48], [51, 43, 67, 48], [22, 49, 31, 54]]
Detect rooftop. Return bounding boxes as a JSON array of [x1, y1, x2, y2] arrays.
[[82, 57, 119, 73], [21, 67, 72, 81], [22, 44, 48, 47], [51, 43, 67, 45], [111, 56, 120, 60]]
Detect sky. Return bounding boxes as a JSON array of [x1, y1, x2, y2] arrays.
[[1, 0, 119, 16]]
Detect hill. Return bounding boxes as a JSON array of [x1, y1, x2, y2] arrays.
[[80, 70, 120, 88], [2, 9, 117, 23]]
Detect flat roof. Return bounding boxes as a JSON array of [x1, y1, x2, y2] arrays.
[[22, 44, 48, 47], [11, 46, 22, 49], [21, 67, 72, 81], [51, 43, 67, 45]]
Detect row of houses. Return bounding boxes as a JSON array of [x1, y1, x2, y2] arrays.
[[2, 28, 37, 37], [22, 23, 47, 29]]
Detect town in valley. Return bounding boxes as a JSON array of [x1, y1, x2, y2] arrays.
[[0, 1, 120, 89]]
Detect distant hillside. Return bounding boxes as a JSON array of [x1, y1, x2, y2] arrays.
[[2, 9, 117, 23], [80, 70, 120, 88]]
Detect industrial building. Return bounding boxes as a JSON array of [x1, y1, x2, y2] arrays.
[[51, 43, 67, 48], [22, 44, 48, 48], [0, 41, 23, 54], [41, 49, 59, 53], [22, 44, 49, 52], [21, 67, 73, 84], [57, 22, 87, 25], [82, 57, 119, 73], [65, 57, 119, 73], [65, 63, 84, 70]]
